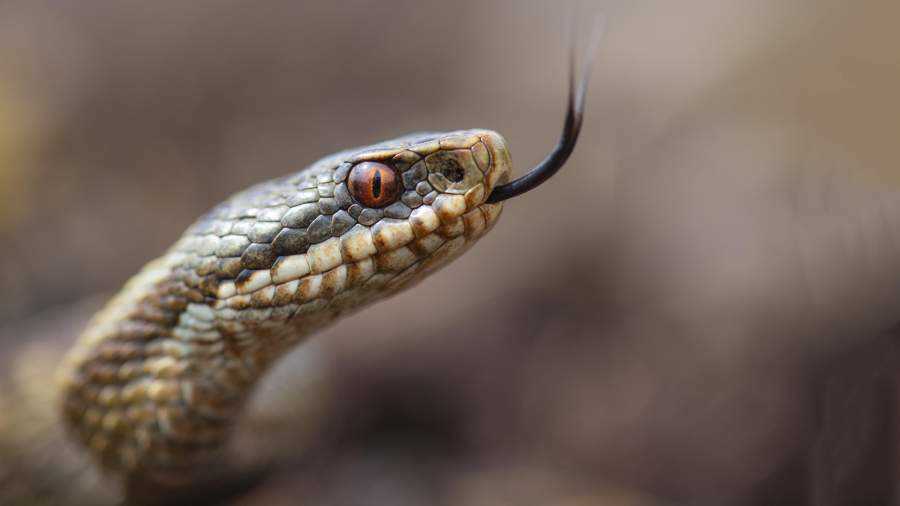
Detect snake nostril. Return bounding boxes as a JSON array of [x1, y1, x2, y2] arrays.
[[438, 159, 465, 183]]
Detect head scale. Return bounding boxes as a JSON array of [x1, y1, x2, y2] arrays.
[[184, 129, 513, 340]]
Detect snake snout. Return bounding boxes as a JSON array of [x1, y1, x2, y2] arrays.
[[474, 130, 513, 195]]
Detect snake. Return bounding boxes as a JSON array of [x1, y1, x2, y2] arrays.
[[5, 28, 600, 505]]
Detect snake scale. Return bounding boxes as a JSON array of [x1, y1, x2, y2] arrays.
[[59, 130, 510, 491], [3, 25, 600, 505]]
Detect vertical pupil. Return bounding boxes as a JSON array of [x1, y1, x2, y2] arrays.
[[372, 170, 382, 198]]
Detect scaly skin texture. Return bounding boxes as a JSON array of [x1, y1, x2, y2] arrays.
[[57, 130, 511, 497]]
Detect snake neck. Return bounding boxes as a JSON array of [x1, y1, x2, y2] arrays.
[[58, 214, 501, 488], [58, 234, 486, 489], [57, 249, 325, 488], [62, 252, 260, 481], [58, 130, 508, 492]]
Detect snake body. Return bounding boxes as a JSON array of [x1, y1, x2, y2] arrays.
[[56, 130, 510, 495]]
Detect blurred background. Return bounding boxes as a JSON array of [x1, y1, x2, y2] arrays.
[[3, 0, 900, 504]]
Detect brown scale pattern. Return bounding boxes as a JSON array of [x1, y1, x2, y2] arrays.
[[58, 129, 510, 493]]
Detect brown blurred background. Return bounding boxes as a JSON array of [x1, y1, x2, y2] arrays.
[[3, 0, 900, 504]]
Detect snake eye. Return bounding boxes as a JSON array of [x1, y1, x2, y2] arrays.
[[347, 161, 401, 208]]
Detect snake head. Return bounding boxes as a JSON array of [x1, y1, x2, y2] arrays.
[[185, 23, 603, 315], [343, 129, 511, 230], [174, 27, 603, 326], [318, 129, 512, 296], [181, 128, 514, 325]]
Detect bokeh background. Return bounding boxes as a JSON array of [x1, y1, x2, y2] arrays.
[[3, 0, 900, 504]]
